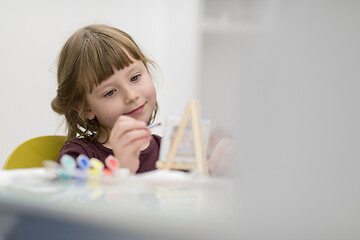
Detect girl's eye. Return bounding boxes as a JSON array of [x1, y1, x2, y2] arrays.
[[104, 89, 116, 97], [130, 74, 140, 82]]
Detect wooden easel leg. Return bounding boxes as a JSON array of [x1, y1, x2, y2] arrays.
[[190, 100, 209, 175], [164, 103, 191, 169]]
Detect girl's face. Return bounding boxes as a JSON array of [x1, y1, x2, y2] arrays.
[[83, 58, 157, 137]]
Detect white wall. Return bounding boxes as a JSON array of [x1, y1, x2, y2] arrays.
[[199, 0, 360, 239], [0, 0, 200, 168]]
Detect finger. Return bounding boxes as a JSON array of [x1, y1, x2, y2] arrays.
[[116, 115, 137, 122], [111, 119, 147, 139], [115, 115, 147, 128], [114, 118, 147, 131], [115, 135, 152, 160], [126, 135, 153, 154], [121, 129, 152, 146]]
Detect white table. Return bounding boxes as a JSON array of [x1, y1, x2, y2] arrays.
[[0, 168, 238, 240]]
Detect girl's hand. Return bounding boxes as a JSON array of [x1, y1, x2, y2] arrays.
[[108, 115, 152, 174], [208, 138, 237, 176]]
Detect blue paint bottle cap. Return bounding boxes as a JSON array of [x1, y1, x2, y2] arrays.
[[76, 154, 90, 169]]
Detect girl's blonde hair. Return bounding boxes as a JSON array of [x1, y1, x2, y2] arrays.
[[51, 24, 158, 142]]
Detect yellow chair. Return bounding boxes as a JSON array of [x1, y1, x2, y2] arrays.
[[3, 135, 66, 170]]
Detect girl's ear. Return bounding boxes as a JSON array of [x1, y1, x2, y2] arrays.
[[74, 104, 95, 121], [83, 109, 95, 121]]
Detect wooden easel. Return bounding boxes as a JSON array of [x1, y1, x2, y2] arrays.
[[156, 100, 209, 175]]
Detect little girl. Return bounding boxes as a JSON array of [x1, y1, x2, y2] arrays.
[[51, 24, 160, 174]]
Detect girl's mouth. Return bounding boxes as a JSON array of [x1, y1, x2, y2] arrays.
[[125, 103, 145, 116]]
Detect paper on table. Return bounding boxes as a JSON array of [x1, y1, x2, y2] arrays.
[[0, 168, 58, 192]]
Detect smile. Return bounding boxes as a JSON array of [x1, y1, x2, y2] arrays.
[[125, 103, 145, 116]]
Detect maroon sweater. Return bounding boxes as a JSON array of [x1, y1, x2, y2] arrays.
[[57, 135, 161, 174]]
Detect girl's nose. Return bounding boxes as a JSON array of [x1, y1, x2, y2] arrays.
[[123, 87, 139, 104]]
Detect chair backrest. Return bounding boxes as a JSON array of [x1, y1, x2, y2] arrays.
[[3, 135, 66, 170]]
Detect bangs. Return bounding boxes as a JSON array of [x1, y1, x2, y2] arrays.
[[77, 26, 145, 93]]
